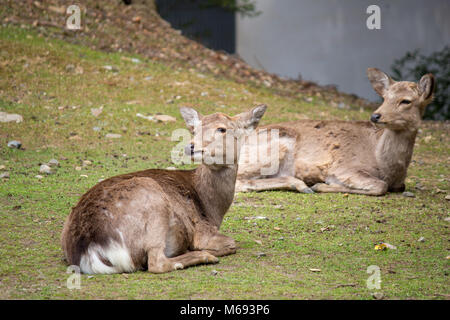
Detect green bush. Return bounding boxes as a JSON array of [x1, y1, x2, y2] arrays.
[[391, 46, 450, 120]]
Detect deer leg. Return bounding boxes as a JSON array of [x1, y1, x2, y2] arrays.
[[235, 177, 314, 193], [389, 182, 406, 192], [147, 248, 218, 274], [312, 172, 388, 196], [193, 232, 237, 257]]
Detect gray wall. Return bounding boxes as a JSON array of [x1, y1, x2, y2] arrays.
[[236, 0, 450, 101]]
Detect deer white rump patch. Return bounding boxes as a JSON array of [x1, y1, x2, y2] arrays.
[[80, 239, 135, 274]]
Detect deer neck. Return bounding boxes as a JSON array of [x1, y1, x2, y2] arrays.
[[375, 128, 417, 182], [193, 164, 238, 228]]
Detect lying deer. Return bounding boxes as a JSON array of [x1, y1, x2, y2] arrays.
[[236, 68, 435, 196], [61, 105, 267, 274]]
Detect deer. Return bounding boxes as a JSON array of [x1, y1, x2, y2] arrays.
[[61, 105, 267, 274], [236, 68, 435, 196]]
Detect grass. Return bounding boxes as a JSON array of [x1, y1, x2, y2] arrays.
[[0, 25, 449, 299]]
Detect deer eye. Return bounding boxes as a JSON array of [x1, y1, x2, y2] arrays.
[[217, 127, 226, 133], [400, 99, 411, 105]]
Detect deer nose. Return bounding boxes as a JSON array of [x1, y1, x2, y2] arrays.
[[371, 113, 381, 123], [184, 143, 195, 156]]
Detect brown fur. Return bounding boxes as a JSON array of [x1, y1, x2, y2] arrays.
[[236, 69, 435, 196], [61, 105, 267, 274]]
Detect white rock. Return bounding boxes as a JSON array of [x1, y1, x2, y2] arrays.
[[39, 164, 52, 174], [91, 107, 103, 117], [0, 111, 23, 123], [154, 114, 176, 123], [0, 172, 10, 179], [105, 133, 122, 139], [137, 113, 155, 121], [48, 159, 59, 167]]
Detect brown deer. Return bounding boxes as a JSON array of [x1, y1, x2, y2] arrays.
[[236, 68, 435, 196], [61, 105, 267, 274]]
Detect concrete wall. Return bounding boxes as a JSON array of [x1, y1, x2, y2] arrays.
[[236, 0, 450, 101]]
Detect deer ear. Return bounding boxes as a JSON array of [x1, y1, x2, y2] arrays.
[[367, 68, 394, 96], [180, 107, 202, 131], [234, 104, 267, 132], [418, 73, 435, 100]]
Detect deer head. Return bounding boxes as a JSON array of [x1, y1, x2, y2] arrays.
[[367, 68, 435, 132], [180, 105, 267, 168]]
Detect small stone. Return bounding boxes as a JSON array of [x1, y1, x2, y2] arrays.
[[372, 292, 384, 300], [254, 240, 262, 245], [384, 243, 397, 250], [274, 227, 281, 231], [256, 252, 266, 258], [155, 115, 176, 123], [166, 167, 176, 171], [137, 113, 155, 121], [201, 92, 208, 97], [65, 64, 75, 72], [39, 164, 52, 174], [48, 159, 59, 167], [402, 191, 415, 198], [0, 165, 5, 170], [423, 135, 432, 143], [0, 172, 10, 179], [102, 65, 119, 72], [105, 133, 122, 139], [91, 107, 103, 117], [445, 195, 450, 201], [7, 140, 21, 149], [309, 268, 321, 272], [75, 166, 82, 171], [35, 175, 43, 179], [83, 160, 92, 166], [131, 58, 141, 64], [0, 111, 23, 123], [418, 237, 425, 242], [211, 270, 218, 276], [337, 102, 348, 109]]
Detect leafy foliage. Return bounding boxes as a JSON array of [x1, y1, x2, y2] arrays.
[[202, 0, 261, 17], [391, 46, 450, 120]]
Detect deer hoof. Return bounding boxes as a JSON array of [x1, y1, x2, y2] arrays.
[[301, 187, 314, 194], [203, 253, 219, 264], [173, 263, 184, 270]]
